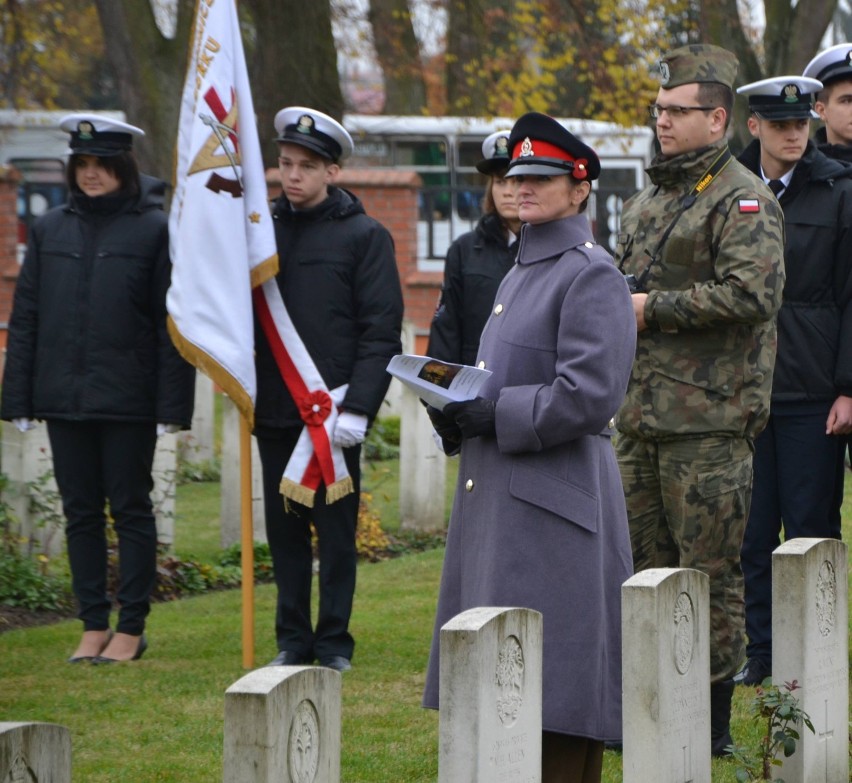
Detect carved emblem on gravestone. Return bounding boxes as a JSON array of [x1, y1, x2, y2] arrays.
[[288, 699, 320, 783], [2, 751, 38, 783], [495, 635, 524, 728], [673, 592, 695, 675], [815, 559, 837, 637]]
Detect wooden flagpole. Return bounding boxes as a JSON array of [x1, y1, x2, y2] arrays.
[[240, 413, 255, 668]]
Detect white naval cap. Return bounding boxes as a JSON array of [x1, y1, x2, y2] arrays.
[[273, 106, 353, 162], [59, 113, 144, 156], [737, 76, 822, 119], [476, 130, 512, 175], [802, 43, 852, 87]]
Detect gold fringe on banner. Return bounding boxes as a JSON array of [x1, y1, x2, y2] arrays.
[[167, 316, 254, 430]]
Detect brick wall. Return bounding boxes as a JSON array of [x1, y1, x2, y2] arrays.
[[267, 167, 441, 355], [0, 166, 22, 356]]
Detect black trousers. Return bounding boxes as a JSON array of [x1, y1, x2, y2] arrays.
[[741, 409, 844, 662], [256, 428, 360, 661], [541, 732, 604, 783], [47, 420, 158, 635]]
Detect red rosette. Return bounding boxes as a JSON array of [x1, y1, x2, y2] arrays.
[[299, 389, 332, 426], [573, 158, 589, 179]]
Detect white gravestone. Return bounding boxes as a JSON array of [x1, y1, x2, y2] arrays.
[[178, 371, 215, 464], [398, 319, 447, 531], [220, 395, 266, 548], [439, 606, 543, 783], [622, 568, 710, 783], [223, 665, 341, 783], [0, 422, 62, 556], [151, 432, 177, 549], [0, 722, 71, 783], [399, 382, 446, 530], [772, 538, 848, 783]]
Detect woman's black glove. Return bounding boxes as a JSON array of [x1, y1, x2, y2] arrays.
[[443, 397, 497, 439], [425, 405, 462, 444]]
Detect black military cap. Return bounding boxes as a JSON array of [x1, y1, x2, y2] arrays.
[[274, 106, 353, 162], [476, 130, 512, 175], [737, 76, 822, 120], [505, 112, 600, 180], [803, 44, 852, 87], [59, 113, 144, 156]]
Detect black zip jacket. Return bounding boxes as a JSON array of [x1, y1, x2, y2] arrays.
[[427, 212, 517, 366], [254, 186, 403, 431], [739, 139, 852, 403], [815, 126, 852, 165], [1, 175, 195, 425]]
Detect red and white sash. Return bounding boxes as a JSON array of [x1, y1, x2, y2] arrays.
[[252, 279, 353, 507]]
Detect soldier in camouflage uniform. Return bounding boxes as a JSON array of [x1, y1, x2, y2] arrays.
[[614, 44, 786, 757]]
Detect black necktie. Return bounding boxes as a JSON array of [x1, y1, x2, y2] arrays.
[[768, 179, 785, 197]]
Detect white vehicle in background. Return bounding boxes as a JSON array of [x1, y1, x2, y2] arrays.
[[343, 114, 655, 270], [0, 110, 126, 263]]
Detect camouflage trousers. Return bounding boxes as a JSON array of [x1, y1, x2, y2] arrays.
[[615, 434, 753, 682]]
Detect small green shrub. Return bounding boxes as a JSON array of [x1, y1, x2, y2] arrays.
[[155, 554, 241, 600], [0, 547, 71, 611], [218, 541, 275, 582], [728, 678, 814, 781], [0, 476, 72, 613], [176, 457, 222, 484], [364, 416, 400, 461]]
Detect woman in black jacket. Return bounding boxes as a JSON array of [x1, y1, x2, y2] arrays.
[[427, 130, 521, 365], [1, 114, 195, 663]]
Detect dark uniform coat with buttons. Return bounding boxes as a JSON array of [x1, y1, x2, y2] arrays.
[[422, 214, 637, 740]]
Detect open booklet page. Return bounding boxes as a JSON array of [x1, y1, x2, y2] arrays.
[[387, 354, 492, 411]]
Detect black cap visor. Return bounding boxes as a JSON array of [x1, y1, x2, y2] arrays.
[[276, 129, 341, 161]]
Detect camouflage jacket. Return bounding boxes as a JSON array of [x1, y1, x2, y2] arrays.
[[615, 140, 786, 440]]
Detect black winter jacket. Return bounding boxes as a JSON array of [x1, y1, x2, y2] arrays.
[[739, 139, 852, 403], [427, 212, 517, 365], [254, 186, 403, 430], [815, 126, 852, 165], [1, 175, 195, 425]]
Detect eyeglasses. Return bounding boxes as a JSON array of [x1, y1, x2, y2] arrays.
[[648, 104, 717, 119]]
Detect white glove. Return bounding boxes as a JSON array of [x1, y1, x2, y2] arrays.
[[13, 418, 35, 433], [156, 423, 181, 436], [332, 411, 368, 448]]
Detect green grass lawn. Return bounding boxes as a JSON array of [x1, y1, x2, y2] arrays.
[[1, 457, 850, 782]]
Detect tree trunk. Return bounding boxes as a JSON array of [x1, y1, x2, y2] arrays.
[[367, 0, 427, 114], [244, 0, 343, 168], [93, 0, 195, 180], [764, 0, 838, 74], [446, 0, 522, 116]]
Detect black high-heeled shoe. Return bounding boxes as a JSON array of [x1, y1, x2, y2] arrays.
[[91, 634, 147, 664], [67, 629, 113, 664]]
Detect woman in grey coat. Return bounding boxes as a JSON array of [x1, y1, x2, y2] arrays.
[[423, 112, 637, 783]]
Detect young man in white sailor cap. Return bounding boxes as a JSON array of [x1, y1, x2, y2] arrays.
[[803, 43, 852, 163], [735, 76, 852, 686], [255, 107, 403, 672]]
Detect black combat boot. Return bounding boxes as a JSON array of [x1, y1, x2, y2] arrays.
[[710, 680, 735, 757]]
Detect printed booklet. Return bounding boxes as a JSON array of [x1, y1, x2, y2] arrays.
[[386, 354, 492, 411]]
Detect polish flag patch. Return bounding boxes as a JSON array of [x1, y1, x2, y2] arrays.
[[738, 199, 760, 213]]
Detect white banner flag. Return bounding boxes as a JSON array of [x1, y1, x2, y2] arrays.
[[168, 0, 277, 428]]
